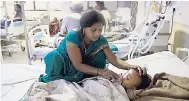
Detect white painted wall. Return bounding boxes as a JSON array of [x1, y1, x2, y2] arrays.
[[136, 1, 146, 27], [166, 1, 189, 26]]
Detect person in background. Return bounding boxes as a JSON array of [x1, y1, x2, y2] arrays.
[[49, 17, 60, 36], [13, 4, 22, 22], [0, 16, 11, 29], [95, 1, 112, 32], [1, 4, 22, 29], [60, 2, 83, 36]]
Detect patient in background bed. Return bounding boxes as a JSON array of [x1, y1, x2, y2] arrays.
[[32, 29, 48, 47], [49, 17, 60, 36], [120, 69, 151, 90]]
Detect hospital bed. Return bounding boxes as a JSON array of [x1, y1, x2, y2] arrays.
[[108, 51, 189, 78], [107, 12, 167, 59], [1, 51, 189, 101], [27, 25, 54, 62], [1, 19, 26, 56], [27, 24, 65, 63]]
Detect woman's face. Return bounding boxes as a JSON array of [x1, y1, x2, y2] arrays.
[[84, 22, 103, 41], [14, 6, 19, 11]]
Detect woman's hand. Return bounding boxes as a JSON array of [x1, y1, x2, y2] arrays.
[[98, 69, 120, 82], [130, 65, 147, 76]]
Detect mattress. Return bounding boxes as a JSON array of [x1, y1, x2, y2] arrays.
[[31, 36, 64, 60], [109, 38, 131, 58], [33, 47, 54, 59], [108, 51, 189, 78]]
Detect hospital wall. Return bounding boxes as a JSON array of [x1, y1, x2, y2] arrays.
[[169, 23, 189, 53], [167, 1, 189, 53]]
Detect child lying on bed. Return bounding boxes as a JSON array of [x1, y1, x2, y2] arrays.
[[22, 68, 152, 101], [124, 72, 189, 100], [119, 68, 152, 90]]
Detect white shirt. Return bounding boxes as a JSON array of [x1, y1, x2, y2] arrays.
[[60, 13, 81, 34]]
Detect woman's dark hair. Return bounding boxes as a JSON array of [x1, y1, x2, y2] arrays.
[[137, 74, 152, 90], [78, 10, 106, 41], [15, 4, 21, 9]]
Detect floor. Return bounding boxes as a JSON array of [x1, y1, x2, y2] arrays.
[[1, 40, 43, 65]]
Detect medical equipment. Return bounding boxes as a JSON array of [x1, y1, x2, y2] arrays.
[[108, 12, 166, 59], [129, 13, 165, 59]]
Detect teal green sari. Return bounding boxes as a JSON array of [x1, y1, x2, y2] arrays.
[[39, 30, 109, 83]]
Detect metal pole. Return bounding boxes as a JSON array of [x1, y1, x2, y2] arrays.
[[20, 2, 31, 65], [47, 1, 50, 24], [3, 1, 8, 36], [1, 1, 7, 61]]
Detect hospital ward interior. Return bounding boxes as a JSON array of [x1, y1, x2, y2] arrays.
[[1, 1, 189, 101]]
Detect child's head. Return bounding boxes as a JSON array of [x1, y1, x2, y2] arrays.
[[121, 69, 151, 90]]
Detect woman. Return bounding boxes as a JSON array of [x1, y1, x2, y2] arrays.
[[39, 10, 143, 83], [13, 4, 22, 22]]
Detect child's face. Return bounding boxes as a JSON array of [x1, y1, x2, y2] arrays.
[[121, 69, 142, 89]]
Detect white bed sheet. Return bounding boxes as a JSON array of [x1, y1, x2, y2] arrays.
[[108, 51, 189, 78], [1, 64, 45, 101], [110, 38, 130, 58], [33, 47, 54, 59], [31, 37, 64, 59]]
